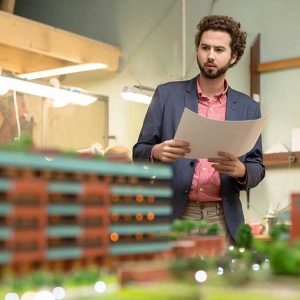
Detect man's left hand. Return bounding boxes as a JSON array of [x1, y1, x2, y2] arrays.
[[208, 151, 246, 179]]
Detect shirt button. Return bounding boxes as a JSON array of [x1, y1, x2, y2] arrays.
[[199, 188, 203, 192], [202, 167, 206, 171], [209, 108, 213, 111], [183, 190, 189, 194]]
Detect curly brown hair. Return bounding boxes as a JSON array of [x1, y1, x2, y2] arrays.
[[195, 15, 247, 66]]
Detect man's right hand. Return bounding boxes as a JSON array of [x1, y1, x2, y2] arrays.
[[152, 139, 190, 163]]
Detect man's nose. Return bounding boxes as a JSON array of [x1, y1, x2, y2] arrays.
[[208, 49, 215, 60]]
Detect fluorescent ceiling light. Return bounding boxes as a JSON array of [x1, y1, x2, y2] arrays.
[[121, 85, 155, 105], [0, 75, 97, 106], [18, 63, 108, 80]]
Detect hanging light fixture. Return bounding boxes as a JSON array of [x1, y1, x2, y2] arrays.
[[121, 85, 155, 105], [17, 63, 108, 80], [0, 75, 97, 106]]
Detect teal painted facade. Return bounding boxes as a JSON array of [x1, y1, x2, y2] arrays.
[[0, 150, 173, 265]]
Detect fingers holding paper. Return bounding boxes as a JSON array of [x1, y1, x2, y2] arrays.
[[208, 151, 246, 179], [153, 139, 190, 163]]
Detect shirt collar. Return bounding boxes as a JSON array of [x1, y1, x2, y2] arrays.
[[197, 75, 228, 103]]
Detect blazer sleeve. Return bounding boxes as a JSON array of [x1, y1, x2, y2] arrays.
[[236, 104, 265, 190], [132, 87, 164, 161]]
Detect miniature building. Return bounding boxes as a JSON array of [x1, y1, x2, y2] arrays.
[[0, 149, 173, 273], [173, 235, 225, 258]]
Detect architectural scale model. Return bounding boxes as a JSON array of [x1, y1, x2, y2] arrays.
[[0, 149, 173, 273]]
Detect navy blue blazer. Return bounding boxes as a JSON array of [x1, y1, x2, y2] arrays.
[[133, 76, 265, 240]]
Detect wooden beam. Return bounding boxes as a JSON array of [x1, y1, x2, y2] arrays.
[[250, 34, 260, 98], [0, 44, 68, 74], [263, 152, 300, 168], [0, 11, 120, 73], [0, 0, 15, 13], [257, 56, 300, 73]]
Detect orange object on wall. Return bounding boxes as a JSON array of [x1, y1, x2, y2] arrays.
[[291, 193, 300, 241]]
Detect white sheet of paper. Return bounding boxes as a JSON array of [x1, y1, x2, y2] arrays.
[[174, 108, 268, 159]]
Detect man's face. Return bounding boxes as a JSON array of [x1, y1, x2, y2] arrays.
[[197, 30, 237, 79]]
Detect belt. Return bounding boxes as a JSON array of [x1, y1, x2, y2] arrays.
[[188, 200, 222, 209]]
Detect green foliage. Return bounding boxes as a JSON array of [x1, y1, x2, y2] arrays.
[[214, 255, 232, 270], [197, 220, 208, 233], [206, 223, 221, 235], [269, 241, 300, 276], [169, 259, 190, 279], [0, 271, 58, 292], [171, 219, 220, 238], [270, 224, 290, 241], [91, 283, 199, 300], [252, 239, 270, 254], [236, 224, 253, 249], [186, 257, 212, 271], [224, 266, 251, 286], [30, 271, 53, 288], [68, 268, 101, 286], [183, 220, 198, 232], [0, 134, 33, 151], [171, 219, 199, 236], [250, 250, 268, 265], [172, 219, 185, 232], [0, 268, 103, 293], [169, 257, 212, 279]]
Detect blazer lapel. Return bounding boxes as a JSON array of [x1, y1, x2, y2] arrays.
[[184, 76, 198, 113], [226, 87, 240, 121]]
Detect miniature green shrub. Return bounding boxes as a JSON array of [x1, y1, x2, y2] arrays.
[[171, 219, 221, 237], [169, 257, 211, 279], [171, 219, 185, 232], [236, 224, 253, 249], [183, 220, 198, 233], [269, 241, 299, 276], [270, 224, 290, 240], [206, 223, 221, 235]]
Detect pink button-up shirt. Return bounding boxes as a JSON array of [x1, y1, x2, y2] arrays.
[[188, 77, 228, 202]]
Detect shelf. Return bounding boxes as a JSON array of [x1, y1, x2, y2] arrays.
[[263, 152, 300, 168]]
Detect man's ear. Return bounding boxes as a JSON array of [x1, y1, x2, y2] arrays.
[[230, 54, 237, 65]]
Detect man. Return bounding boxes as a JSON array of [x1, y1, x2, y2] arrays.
[[132, 15, 265, 243]]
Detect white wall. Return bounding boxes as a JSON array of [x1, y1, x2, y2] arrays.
[[14, 0, 300, 222]]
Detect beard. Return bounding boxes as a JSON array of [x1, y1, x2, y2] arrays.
[[197, 57, 232, 79]]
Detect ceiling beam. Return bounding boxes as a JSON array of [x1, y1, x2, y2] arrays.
[[0, 11, 120, 74], [0, 44, 67, 74], [0, 0, 15, 13]]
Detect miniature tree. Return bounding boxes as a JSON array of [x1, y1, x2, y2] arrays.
[[171, 219, 222, 238], [197, 220, 208, 234], [269, 241, 299, 275], [171, 219, 186, 239], [172, 219, 189, 233], [171, 219, 206, 237], [270, 223, 290, 240], [206, 223, 221, 235], [183, 219, 198, 234], [236, 223, 253, 249]]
